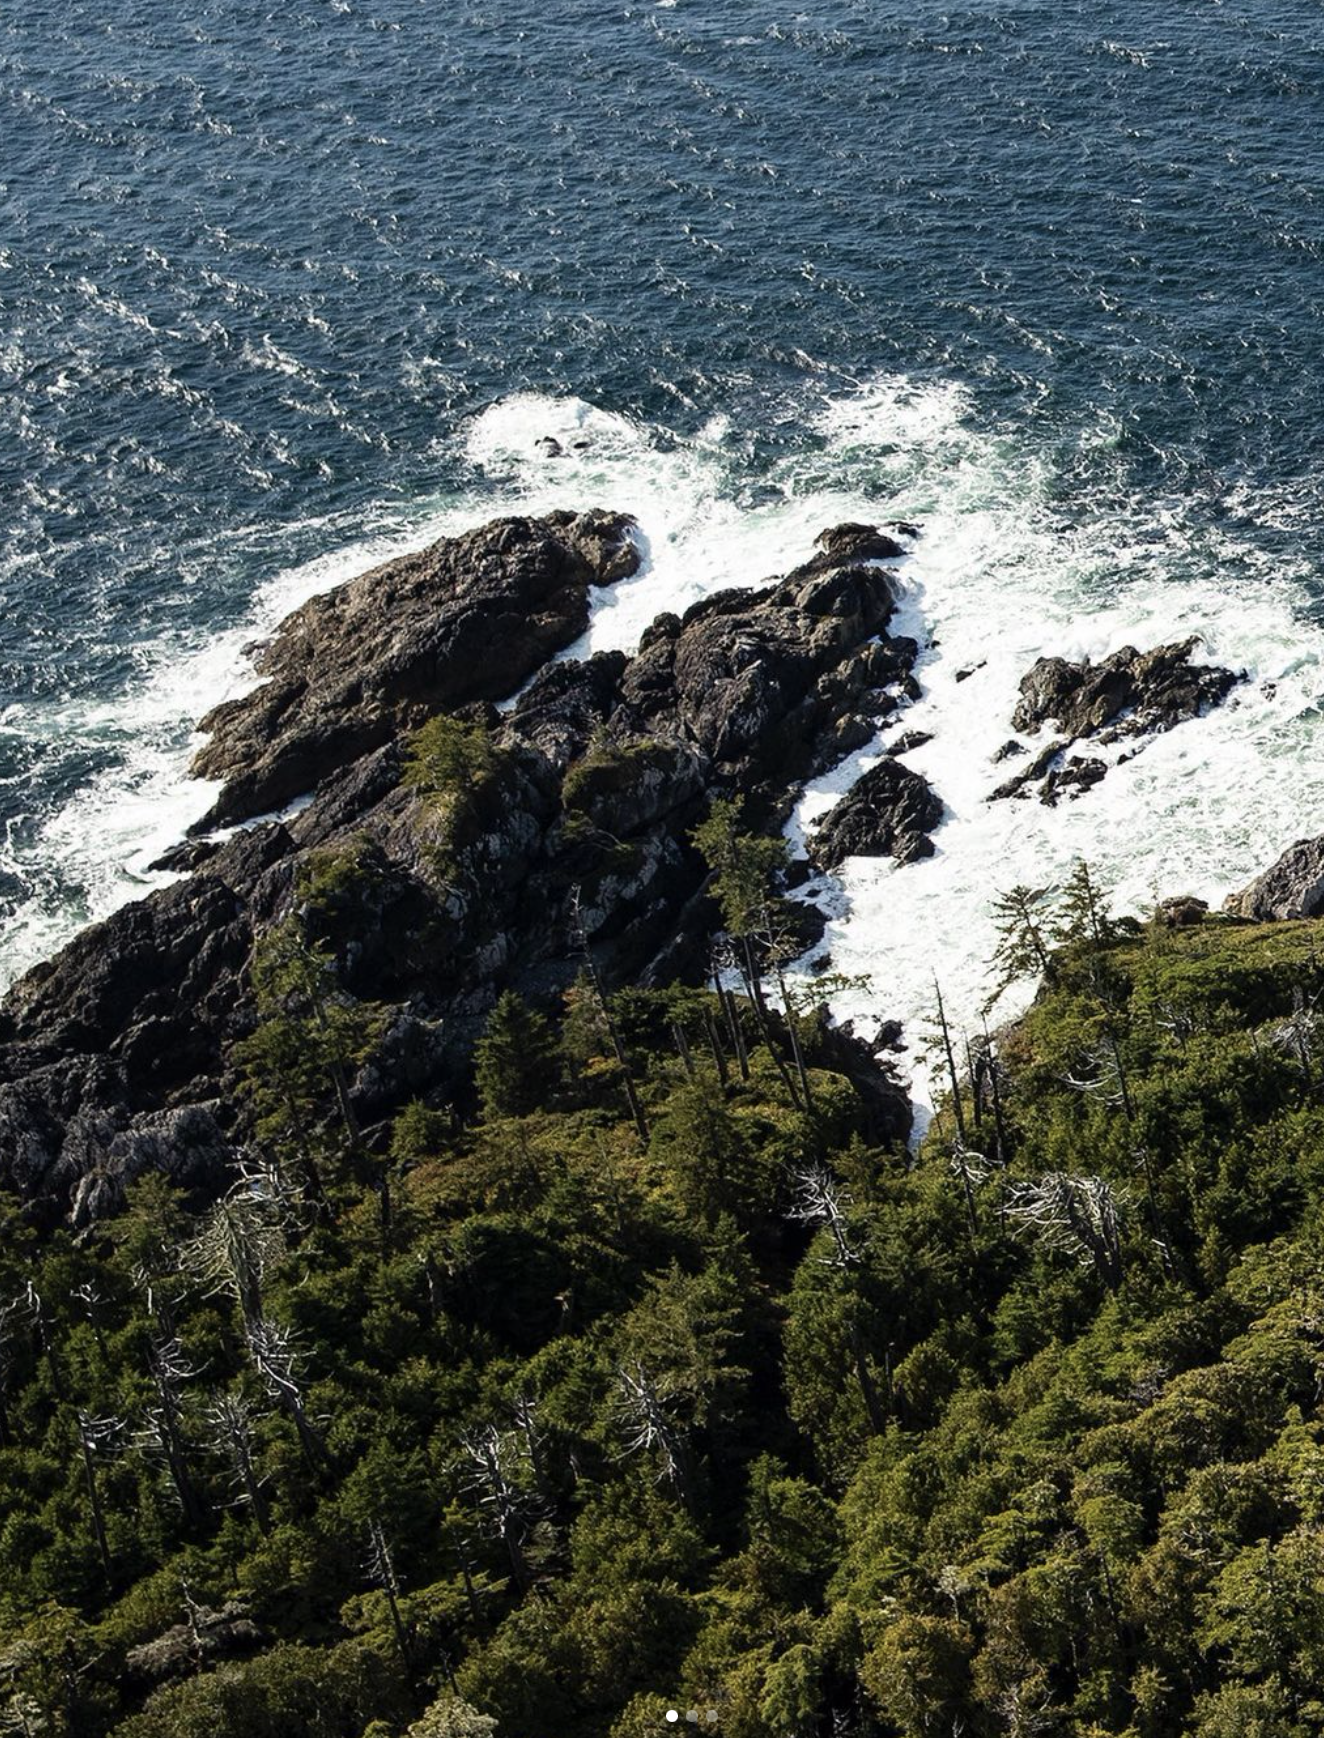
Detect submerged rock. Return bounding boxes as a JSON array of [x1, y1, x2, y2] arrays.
[[1225, 837, 1324, 921]]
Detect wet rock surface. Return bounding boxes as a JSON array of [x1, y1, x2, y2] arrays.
[[994, 638, 1241, 804], [1012, 638, 1241, 743], [810, 758, 944, 869], [190, 510, 641, 831]]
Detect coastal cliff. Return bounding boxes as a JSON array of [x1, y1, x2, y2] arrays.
[[0, 514, 936, 1222], [1, 512, 1307, 1738]]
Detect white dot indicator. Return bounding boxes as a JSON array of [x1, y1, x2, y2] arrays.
[[665, 1715, 679, 1726]]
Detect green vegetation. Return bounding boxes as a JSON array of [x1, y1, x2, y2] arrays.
[[10, 859, 1324, 1736], [402, 717, 499, 806], [560, 731, 671, 815]]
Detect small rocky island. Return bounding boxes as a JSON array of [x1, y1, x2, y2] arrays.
[[992, 638, 1243, 804]]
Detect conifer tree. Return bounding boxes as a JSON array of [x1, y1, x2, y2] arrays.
[[986, 882, 1057, 1008], [473, 992, 558, 1121], [1056, 857, 1115, 949]]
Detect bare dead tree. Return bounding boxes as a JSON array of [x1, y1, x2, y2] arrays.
[[1272, 989, 1322, 1094], [1153, 998, 1199, 1051], [0, 1296, 28, 1447], [244, 1318, 327, 1470], [981, 1018, 1011, 1164], [711, 942, 751, 1083], [459, 1423, 537, 1592], [508, 1391, 550, 1501], [183, 1193, 286, 1335], [933, 979, 968, 1144], [137, 1334, 206, 1528], [568, 885, 649, 1143], [1061, 1031, 1134, 1121], [365, 1518, 413, 1672], [72, 1282, 110, 1362], [1005, 1173, 1127, 1291], [75, 1409, 122, 1580], [204, 1392, 271, 1532], [614, 1361, 696, 1511], [949, 1139, 992, 1238], [787, 1166, 857, 1267]]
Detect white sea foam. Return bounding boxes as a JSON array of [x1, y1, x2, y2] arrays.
[[458, 377, 1324, 1112], [6, 375, 1324, 1134]]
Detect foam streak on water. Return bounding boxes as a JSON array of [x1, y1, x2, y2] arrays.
[[8, 375, 1324, 1126]]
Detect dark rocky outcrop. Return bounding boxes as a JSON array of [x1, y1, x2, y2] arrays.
[[1012, 639, 1240, 743], [611, 525, 913, 824], [1159, 895, 1209, 928], [810, 758, 944, 869], [1040, 754, 1107, 807], [994, 638, 1241, 804], [888, 730, 933, 756], [190, 511, 640, 830], [991, 741, 1064, 802], [1224, 837, 1324, 921], [0, 515, 926, 1218]]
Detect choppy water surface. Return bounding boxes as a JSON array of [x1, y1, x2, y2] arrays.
[[4, 0, 1324, 1071]]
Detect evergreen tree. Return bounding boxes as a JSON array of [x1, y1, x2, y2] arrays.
[[986, 881, 1057, 1008], [473, 992, 558, 1121]]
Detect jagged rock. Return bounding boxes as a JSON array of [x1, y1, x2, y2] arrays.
[[1012, 638, 1240, 743], [806, 1014, 911, 1146], [559, 738, 708, 838], [1224, 837, 1324, 921], [992, 739, 1026, 763], [888, 730, 934, 756], [0, 517, 930, 1220], [506, 652, 628, 773], [190, 510, 640, 830], [71, 1105, 236, 1229], [1040, 755, 1107, 807], [810, 522, 910, 566], [615, 540, 914, 821], [2, 875, 251, 1060], [149, 838, 221, 874], [992, 741, 1066, 801], [810, 758, 944, 869], [993, 637, 1239, 807]]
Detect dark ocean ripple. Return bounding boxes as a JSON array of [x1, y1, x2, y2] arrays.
[[2, 0, 1324, 978]]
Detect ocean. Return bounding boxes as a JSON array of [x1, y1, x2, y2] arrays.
[[5, 0, 1324, 1068]]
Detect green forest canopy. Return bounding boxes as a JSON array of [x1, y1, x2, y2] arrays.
[[6, 888, 1324, 1737]]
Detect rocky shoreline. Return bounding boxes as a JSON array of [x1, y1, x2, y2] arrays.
[[0, 510, 1266, 1224]]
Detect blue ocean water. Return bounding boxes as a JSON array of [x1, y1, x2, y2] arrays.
[[4, 0, 1324, 1004]]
